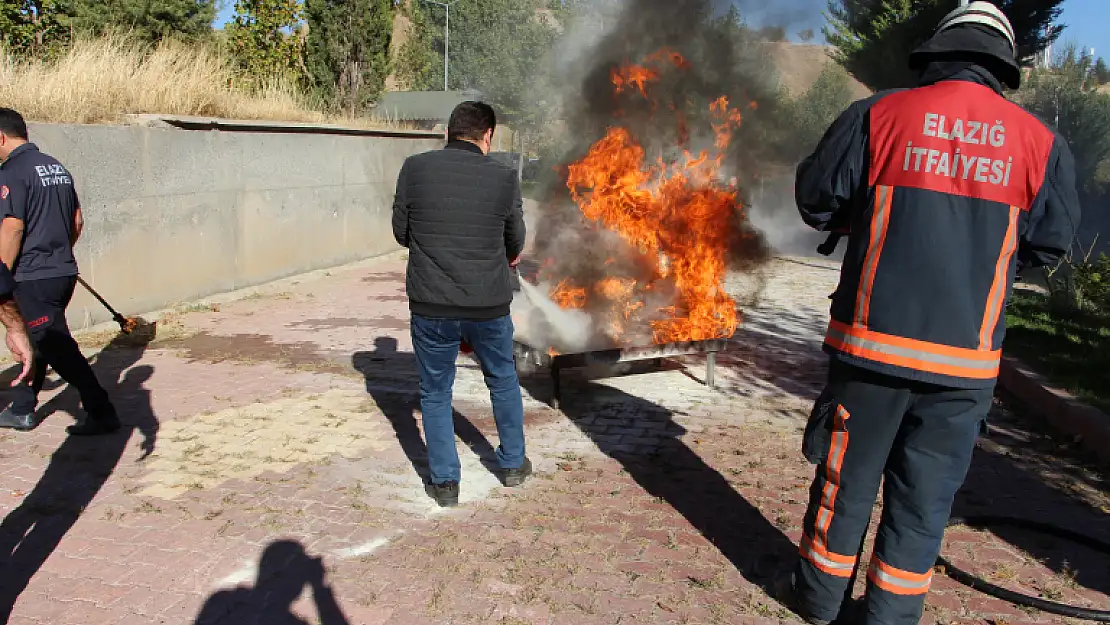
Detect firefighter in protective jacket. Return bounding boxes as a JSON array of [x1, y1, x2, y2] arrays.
[[778, 3, 1081, 625]]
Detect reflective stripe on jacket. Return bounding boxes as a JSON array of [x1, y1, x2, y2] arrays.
[[796, 65, 1081, 389]]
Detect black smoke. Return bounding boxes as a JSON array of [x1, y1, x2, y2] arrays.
[[524, 0, 826, 347], [531, 0, 824, 261]]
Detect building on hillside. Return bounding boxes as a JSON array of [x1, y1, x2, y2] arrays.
[[373, 89, 527, 175], [373, 89, 485, 130]]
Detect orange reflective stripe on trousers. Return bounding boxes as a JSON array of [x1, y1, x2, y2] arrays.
[[868, 557, 933, 596], [799, 405, 857, 578]]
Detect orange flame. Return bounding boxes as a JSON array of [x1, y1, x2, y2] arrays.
[[596, 276, 636, 300], [610, 49, 690, 99], [550, 279, 587, 310], [645, 48, 692, 70], [710, 96, 744, 151], [554, 50, 747, 345], [611, 64, 659, 97]]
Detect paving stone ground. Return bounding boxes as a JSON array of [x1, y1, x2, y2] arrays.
[[0, 253, 1106, 625]]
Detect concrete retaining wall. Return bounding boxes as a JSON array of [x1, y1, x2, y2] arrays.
[[23, 121, 440, 329]]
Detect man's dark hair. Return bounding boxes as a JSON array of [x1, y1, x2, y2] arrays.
[[447, 101, 496, 143], [0, 108, 28, 141]]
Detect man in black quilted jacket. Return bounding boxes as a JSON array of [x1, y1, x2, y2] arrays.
[[392, 101, 530, 507]]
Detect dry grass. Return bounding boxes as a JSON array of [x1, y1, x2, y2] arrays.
[[75, 310, 194, 350], [0, 34, 409, 129]]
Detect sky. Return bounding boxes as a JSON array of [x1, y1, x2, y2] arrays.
[[214, 0, 1108, 57], [1057, 0, 1108, 57], [216, 3, 233, 27]]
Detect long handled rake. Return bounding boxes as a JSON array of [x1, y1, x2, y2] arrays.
[[75, 275, 138, 334]]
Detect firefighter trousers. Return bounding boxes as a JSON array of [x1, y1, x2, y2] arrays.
[[793, 358, 993, 625]]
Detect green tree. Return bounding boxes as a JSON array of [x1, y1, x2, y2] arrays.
[[69, 0, 217, 42], [777, 62, 856, 162], [0, 0, 74, 56], [225, 0, 304, 87], [304, 0, 393, 112], [391, 0, 433, 91], [1093, 57, 1110, 86], [1015, 43, 1110, 194], [826, 0, 1065, 91]]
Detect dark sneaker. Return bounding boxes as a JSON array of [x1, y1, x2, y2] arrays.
[[66, 414, 121, 436], [425, 481, 459, 507], [502, 457, 532, 488], [0, 407, 37, 431]]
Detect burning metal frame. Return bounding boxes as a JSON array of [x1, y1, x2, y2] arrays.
[[514, 339, 726, 409]]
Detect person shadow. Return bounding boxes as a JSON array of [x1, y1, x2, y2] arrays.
[[193, 540, 350, 625], [0, 327, 158, 622], [0, 367, 65, 407], [351, 337, 502, 486], [518, 369, 800, 589]]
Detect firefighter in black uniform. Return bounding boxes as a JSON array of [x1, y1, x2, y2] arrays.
[[0, 108, 120, 434], [776, 4, 1081, 625]]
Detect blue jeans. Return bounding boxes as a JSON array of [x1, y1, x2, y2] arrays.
[[410, 314, 526, 484]]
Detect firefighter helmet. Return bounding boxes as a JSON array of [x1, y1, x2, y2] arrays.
[[909, 1, 1022, 89], [935, 2, 1016, 52]]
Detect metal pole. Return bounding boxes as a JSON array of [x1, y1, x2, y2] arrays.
[[517, 132, 524, 182], [422, 0, 458, 92], [439, 3, 444, 91]]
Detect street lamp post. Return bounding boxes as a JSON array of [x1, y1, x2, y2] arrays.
[[422, 0, 460, 91]]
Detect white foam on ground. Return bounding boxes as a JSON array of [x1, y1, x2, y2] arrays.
[[218, 560, 258, 587], [422, 440, 508, 518], [333, 535, 395, 559]]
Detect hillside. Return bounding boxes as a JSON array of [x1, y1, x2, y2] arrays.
[[383, 7, 870, 100], [762, 42, 872, 99]]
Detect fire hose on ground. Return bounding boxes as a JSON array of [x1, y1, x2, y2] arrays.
[[833, 515, 1110, 621], [935, 516, 1110, 621]]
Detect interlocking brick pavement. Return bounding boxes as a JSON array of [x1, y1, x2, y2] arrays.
[[0, 253, 1104, 624]]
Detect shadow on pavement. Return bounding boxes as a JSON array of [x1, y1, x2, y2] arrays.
[[511, 300, 831, 587], [0, 329, 157, 622], [0, 363, 65, 410], [517, 293, 1110, 610], [193, 540, 350, 625], [351, 337, 501, 483], [713, 309, 829, 402], [952, 393, 1110, 599], [519, 374, 798, 589]]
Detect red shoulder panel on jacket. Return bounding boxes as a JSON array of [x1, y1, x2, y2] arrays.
[[868, 81, 1054, 210]]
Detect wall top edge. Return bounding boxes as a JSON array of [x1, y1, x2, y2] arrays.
[[30, 114, 445, 140]]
